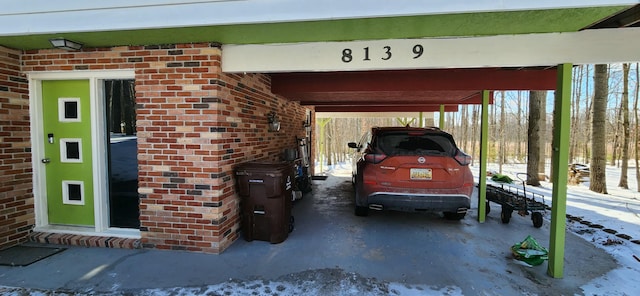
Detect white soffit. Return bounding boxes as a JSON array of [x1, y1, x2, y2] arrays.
[[221, 27, 640, 73], [0, 0, 637, 35]]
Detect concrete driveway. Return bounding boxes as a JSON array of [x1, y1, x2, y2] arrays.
[[0, 170, 617, 295]]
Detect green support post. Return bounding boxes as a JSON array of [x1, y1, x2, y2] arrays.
[[439, 105, 445, 129], [477, 91, 489, 223], [548, 63, 572, 278]]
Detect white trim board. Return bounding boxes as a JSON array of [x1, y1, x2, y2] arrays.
[[222, 27, 640, 73]]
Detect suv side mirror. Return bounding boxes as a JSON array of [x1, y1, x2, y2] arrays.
[[348, 142, 358, 149]]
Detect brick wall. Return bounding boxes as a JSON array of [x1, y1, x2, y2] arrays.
[[22, 43, 309, 253], [0, 46, 33, 250]]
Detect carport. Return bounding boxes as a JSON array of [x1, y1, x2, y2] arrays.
[[219, 8, 640, 277], [224, 6, 640, 279], [1, 0, 640, 280]]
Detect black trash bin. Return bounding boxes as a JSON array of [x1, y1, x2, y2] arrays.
[[235, 162, 294, 244]]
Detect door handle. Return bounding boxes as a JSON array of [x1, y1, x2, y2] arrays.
[[41, 158, 51, 164]]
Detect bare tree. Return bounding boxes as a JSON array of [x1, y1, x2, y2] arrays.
[[539, 92, 547, 179], [618, 64, 630, 188], [461, 106, 469, 153], [499, 91, 506, 172], [609, 65, 626, 167], [611, 95, 621, 166], [527, 91, 545, 186], [316, 118, 331, 172], [448, 112, 457, 134], [570, 65, 585, 163], [329, 121, 335, 165], [635, 63, 640, 192], [471, 105, 479, 166], [516, 91, 523, 160], [590, 64, 608, 194], [491, 97, 498, 164], [583, 65, 593, 163], [126, 80, 136, 135]]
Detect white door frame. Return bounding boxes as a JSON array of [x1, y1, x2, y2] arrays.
[[29, 70, 139, 238]]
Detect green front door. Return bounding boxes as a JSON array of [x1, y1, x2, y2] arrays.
[[42, 80, 94, 226]]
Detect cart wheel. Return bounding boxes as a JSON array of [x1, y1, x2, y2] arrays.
[[501, 208, 512, 224], [532, 212, 543, 228]]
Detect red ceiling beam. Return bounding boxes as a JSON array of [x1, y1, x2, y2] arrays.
[[458, 92, 495, 104], [271, 68, 557, 94], [300, 92, 494, 106], [292, 90, 479, 104], [314, 105, 460, 113]]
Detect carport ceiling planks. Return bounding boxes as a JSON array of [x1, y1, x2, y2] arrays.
[[270, 68, 557, 112]]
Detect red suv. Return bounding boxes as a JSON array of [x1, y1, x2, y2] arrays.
[[348, 126, 474, 219]]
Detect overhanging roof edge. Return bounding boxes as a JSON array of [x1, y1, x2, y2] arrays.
[[0, 1, 636, 36]]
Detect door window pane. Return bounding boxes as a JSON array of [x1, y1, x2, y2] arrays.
[[66, 142, 79, 159], [60, 139, 83, 163], [64, 101, 78, 119], [58, 98, 81, 122], [62, 180, 84, 205], [68, 184, 82, 201], [105, 80, 139, 229]]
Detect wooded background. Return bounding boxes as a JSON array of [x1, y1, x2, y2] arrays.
[[315, 63, 640, 193]]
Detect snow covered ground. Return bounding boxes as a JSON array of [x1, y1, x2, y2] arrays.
[[481, 162, 640, 295]]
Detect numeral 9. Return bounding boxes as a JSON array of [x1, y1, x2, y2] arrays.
[[413, 45, 424, 59]]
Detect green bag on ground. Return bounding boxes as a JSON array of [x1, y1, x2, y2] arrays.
[[491, 173, 513, 183], [511, 235, 549, 266]]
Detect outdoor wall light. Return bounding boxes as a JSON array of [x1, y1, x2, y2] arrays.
[[49, 38, 83, 51], [267, 112, 281, 132], [303, 120, 312, 133]]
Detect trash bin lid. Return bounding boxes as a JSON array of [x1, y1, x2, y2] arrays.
[[235, 162, 292, 176]]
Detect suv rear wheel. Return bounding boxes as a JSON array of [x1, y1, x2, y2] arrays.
[[443, 212, 466, 220], [354, 186, 368, 216], [355, 206, 369, 217]]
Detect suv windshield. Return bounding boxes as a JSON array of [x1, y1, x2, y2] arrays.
[[375, 132, 456, 156]]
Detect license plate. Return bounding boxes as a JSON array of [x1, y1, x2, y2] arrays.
[[410, 168, 432, 180]]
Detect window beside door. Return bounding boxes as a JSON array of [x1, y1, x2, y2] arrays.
[[105, 80, 139, 229]]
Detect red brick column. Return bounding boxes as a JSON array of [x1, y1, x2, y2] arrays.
[[0, 46, 33, 250]]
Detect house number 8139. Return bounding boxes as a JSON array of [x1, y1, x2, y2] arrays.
[[341, 45, 424, 63]]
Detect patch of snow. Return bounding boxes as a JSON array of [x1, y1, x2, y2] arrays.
[[478, 162, 640, 295]]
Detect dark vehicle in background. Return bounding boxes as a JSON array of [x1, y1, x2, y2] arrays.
[[348, 126, 474, 219]]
